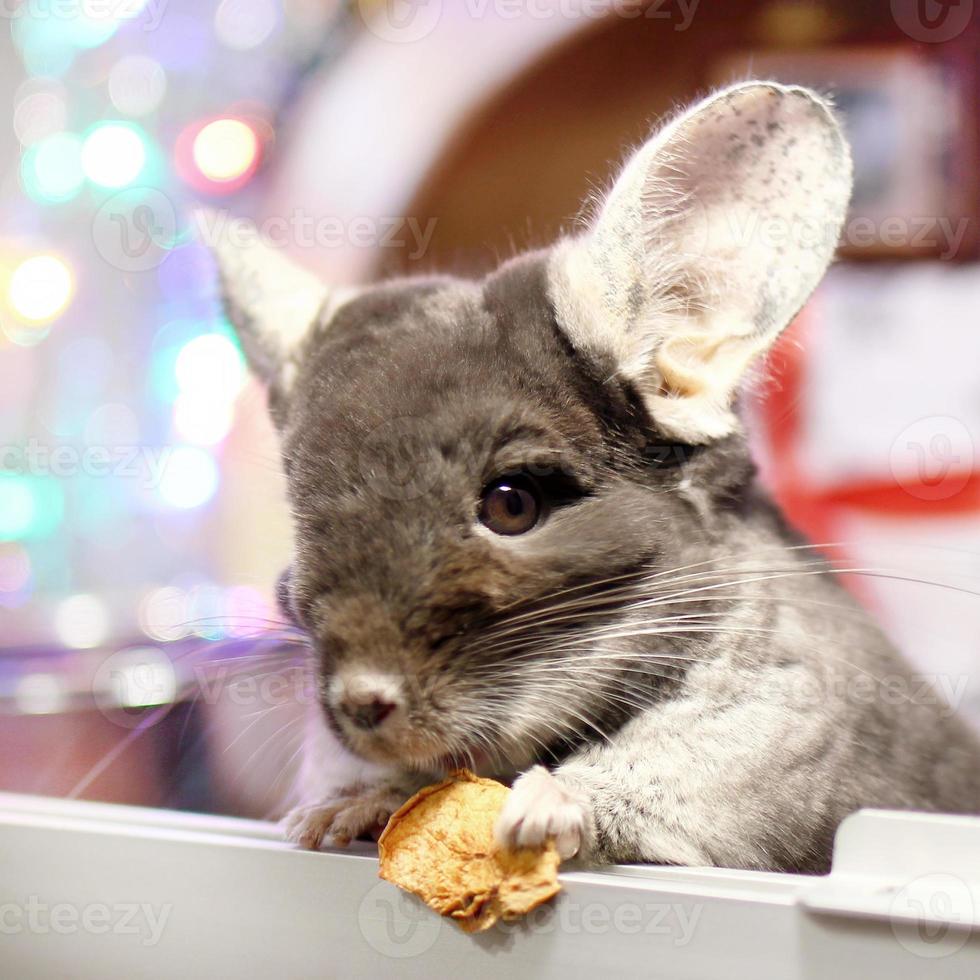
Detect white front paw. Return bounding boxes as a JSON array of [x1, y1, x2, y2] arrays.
[[495, 765, 588, 860], [282, 784, 407, 850]]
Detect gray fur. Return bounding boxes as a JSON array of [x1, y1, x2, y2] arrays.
[[212, 83, 980, 872]]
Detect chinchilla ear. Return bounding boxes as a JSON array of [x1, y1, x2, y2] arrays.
[[196, 209, 331, 395], [550, 81, 853, 444]]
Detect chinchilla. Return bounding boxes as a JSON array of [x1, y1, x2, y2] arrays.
[[205, 81, 980, 873]]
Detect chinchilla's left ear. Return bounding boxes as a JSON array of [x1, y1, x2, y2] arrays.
[[550, 81, 853, 444], [196, 209, 337, 400]]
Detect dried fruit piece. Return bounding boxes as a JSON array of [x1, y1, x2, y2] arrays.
[[377, 769, 561, 933]]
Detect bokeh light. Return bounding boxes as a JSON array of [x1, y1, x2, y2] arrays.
[[0, 544, 32, 594], [174, 391, 236, 446], [21, 132, 84, 203], [139, 585, 191, 642], [84, 402, 140, 448], [93, 647, 177, 709], [225, 585, 275, 637], [13, 82, 68, 145], [0, 476, 64, 540], [175, 332, 247, 401], [8, 255, 74, 323], [0, 478, 36, 541], [16, 674, 68, 715], [108, 55, 167, 117], [54, 593, 110, 649], [214, 0, 280, 51], [192, 118, 260, 183], [81, 122, 148, 188], [158, 446, 220, 509]]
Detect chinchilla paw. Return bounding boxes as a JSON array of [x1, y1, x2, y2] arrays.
[[495, 765, 588, 860]]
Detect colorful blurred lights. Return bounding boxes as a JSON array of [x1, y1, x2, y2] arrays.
[[22, 132, 84, 202], [81, 122, 147, 188], [9, 255, 74, 323], [0, 545, 32, 593], [0, 476, 63, 539], [174, 391, 235, 446], [16, 674, 68, 715], [139, 585, 191, 642], [55, 593, 109, 650], [108, 55, 167, 117], [0, 478, 37, 541], [158, 446, 219, 509], [192, 119, 258, 183], [175, 332, 246, 400]]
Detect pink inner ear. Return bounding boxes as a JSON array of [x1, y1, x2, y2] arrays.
[[549, 83, 852, 445]]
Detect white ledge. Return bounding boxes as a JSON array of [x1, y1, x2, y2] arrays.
[[2, 794, 980, 978]]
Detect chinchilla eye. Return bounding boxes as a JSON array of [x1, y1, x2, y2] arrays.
[[479, 477, 541, 536]]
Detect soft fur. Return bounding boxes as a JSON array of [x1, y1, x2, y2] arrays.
[[208, 82, 980, 873]]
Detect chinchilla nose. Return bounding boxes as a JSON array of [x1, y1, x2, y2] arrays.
[[343, 696, 396, 730], [331, 673, 402, 731]]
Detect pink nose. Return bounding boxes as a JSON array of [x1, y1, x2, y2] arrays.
[[340, 696, 396, 731]]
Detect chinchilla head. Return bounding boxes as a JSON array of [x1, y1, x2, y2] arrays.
[[207, 82, 852, 773]]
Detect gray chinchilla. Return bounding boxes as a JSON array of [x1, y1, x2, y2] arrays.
[[205, 81, 980, 872]]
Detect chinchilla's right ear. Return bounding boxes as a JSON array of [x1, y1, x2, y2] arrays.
[[550, 81, 853, 445], [196, 209, 340, 407]]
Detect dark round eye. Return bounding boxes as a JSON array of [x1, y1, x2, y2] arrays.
[[479, 477, 541, 536]]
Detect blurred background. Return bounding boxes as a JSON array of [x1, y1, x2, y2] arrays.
[[0, 0, 978, 818]]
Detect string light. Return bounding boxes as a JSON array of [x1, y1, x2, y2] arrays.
[[81, 122, 147, 189], [175, 332, 246, 400], [214, 0, 280, 51], [192, 118, 260, 184], [0, 545, 32, 594], [21, 132, 84, 203], [13, 82, 68, 145], [108, 55, 167, 117], [54, 593, 110, 649], [8, 255, 74, 323], [158, 446, 220, 510], [139, 586, 191, 642], [0, 476, 64, 540], [174, 391, 235, 446], [0, 477, 36, 541], [16, 674, 68, 715]]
